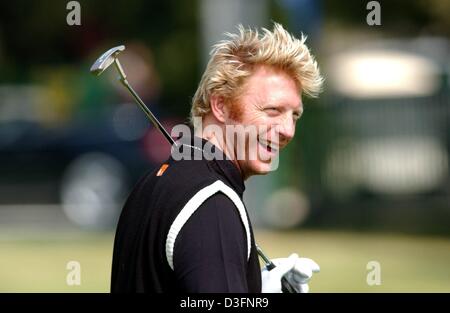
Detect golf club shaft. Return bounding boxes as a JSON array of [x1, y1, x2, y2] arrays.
[[114, 59, 176, 147], [112, 57, 297, 293], [256, 245, 275, 270]]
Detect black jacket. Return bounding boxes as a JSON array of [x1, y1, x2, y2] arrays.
[[111, 137, 262, 292]]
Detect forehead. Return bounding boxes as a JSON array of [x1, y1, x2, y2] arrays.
[[240, 65, 302, 109]]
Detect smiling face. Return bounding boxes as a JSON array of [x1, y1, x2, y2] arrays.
[[223, 65, 303, 179]]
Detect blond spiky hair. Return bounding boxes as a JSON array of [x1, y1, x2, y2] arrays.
[[190, 22, 323, 128]]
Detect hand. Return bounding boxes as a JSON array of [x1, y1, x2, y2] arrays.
[[261, 253, 320, 293], [261, 253, 298, 293], [282, 256, 320, 293]]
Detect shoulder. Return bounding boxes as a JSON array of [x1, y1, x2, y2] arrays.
[[179, 192, 247, 237], [154, 158, 219, 190], [172, 193, 249, 271], [166, 180, 251, 271], [128, 158, 217, 203]]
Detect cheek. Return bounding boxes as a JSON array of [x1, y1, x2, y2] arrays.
[[228, 101, 245, 122], [228, 101, 269, 125]]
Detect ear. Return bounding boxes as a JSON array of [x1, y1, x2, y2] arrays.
[[209, 94, 227, 123]]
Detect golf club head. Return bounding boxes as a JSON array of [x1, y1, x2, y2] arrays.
[[90, 45, 125, 76]]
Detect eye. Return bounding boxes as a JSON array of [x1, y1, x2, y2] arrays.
[[293, 112, 301, 122], [264, 107, 279, 114]]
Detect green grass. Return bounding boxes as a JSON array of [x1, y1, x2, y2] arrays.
[[0, 230, 449, 292], [257, 230, 450, 292], [0, 232, 114, 292]]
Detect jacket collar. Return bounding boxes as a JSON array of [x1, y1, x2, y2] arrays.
[[177, 135, 245, 196]]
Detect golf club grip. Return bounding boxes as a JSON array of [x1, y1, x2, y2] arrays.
[[281, 276, 298, 293], [256, 245, 299, 293]]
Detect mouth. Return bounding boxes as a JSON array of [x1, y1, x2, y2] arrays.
[[257, 138, 279, 155]]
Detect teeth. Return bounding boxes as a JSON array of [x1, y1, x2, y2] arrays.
[[258, 139, 278, 152]]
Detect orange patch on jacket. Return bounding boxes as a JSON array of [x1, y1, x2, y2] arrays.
[[156, 164, 169, 176]]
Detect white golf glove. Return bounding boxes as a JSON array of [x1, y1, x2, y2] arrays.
[[261, 253, 320, 293]]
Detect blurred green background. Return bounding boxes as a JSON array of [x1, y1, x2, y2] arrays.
[[1, 230, 449, 292], [0, 0, 449, 292]]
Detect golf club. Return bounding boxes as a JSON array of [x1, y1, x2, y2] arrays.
[[90, 45, 176, 147], [90, 45, 298, 293]]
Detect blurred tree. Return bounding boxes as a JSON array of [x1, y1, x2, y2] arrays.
[[0, 0, 448, 115], [322, 0, 450, 36], [418, 0, 450, 36], [0, 0, 200, 117]]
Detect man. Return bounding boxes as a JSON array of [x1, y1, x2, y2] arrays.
[[111, 22, 323, 293]]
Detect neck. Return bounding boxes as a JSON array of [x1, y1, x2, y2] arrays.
[[194, 118, 244, 179]]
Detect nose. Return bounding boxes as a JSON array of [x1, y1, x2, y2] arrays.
[[277, 117, 295, 146]]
